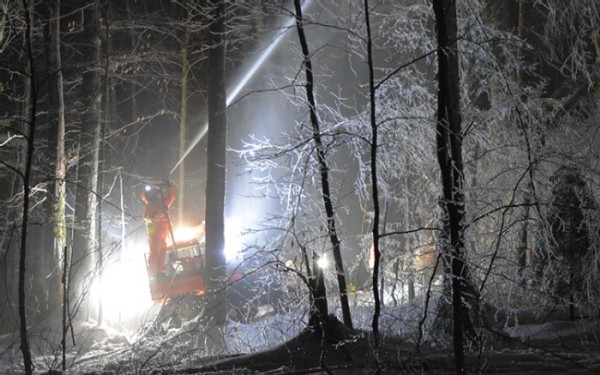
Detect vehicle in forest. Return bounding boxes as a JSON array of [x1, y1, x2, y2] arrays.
[[140, 181, 207, 318], [147, 237, 206, 302], [140, 182, 283, 326]]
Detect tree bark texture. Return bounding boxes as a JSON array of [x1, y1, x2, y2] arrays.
[[19, 2, 36, 372], [178, 20, 190, 225], [72, 0, 103, 313], [293, 0, 352, 330], [363, 0, 383, 357], [432, 0, 473, 373], [205, 0, 228, 325], [46, 0, 65, 316]]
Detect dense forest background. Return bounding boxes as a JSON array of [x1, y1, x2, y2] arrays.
[[1, 0, 600, 373]]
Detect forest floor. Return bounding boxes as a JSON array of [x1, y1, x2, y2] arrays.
[[2, 301, 600, 374], [169, 316, 600, 375]]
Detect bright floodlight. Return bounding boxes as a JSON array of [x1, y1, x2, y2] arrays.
[[145, 185, 152, 192], [317, 254, 329, 269], [224, 216, 243, 262], [167, 224, 205, 247], [95, 248, 154, 325]]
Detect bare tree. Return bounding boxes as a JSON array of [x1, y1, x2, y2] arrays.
[[432, 0, 476, 373], [205, 0, 228, 325], [18, 1, 36, 372], [44, 0, 66, 317], [177, 2, 191, 225], [42, 0, 69, 366], [293, 0, 352, 330], [71, 0, 103, 319], [362, 0, 383, 356]]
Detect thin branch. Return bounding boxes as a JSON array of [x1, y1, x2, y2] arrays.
[[375, 48, 438, 90]]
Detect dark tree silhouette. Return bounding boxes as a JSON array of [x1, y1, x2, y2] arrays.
[[537, 166, 597, 320], [72, 0, 103, 318], [18, 2, 36, 373], [205, 0, 228, 325], [44, 0, 66, 318], [293, 0, 352, 331], [362, 0, 383, 357], [432, 0, 477, 373]]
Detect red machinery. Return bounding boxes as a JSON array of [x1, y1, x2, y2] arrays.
[[141, 182, 206, 302], [148, 238, 206, 302]]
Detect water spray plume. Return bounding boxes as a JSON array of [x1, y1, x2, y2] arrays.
[[170, 124, 207, 176], [169, 1, 313, 177]]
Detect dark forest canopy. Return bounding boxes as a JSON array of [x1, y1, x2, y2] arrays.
[[1, 0, 600, 374]]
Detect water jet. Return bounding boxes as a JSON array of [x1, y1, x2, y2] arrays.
[[169, 1, 313, 177]]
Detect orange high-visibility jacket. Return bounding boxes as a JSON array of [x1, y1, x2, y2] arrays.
[[141, 184, 176, 276], [141, 184, 176, 221]]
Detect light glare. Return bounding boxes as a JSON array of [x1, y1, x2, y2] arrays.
[[317, 255, 329, 269], [94, 247, 154, 326], [166, 224, 205, 246], [224, 217, 243, 262]]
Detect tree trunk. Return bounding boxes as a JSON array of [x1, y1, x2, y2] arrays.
[[45, 0, 65, 317], [517, 200, 529, 280], [72, 0, 102, 317], [97, 10, 111, 323], [19, 2, 36, 372], [205, 0, 228, 326], [293, 0, 351, 330], [363, 0, 383, 357], [124, 0, 138, 124], [178, 8, 190, 225], [514, 0, 530, 284], [432, 0, 476, 373]]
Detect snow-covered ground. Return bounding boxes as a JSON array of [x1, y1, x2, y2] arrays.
[[0, 305, 308, 374], [2, 295, 600, 374]]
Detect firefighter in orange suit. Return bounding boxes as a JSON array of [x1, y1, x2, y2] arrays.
[[141, 180, 176, 279]]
